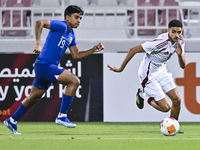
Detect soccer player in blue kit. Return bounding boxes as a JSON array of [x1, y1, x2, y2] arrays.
[[4, 5, 104, 134]]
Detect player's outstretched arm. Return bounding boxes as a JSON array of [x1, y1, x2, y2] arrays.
[[108, 45, 144, 72], [69, 43, 104, 60], [175, 43, 186, 69], [33, 20, 50, 54]]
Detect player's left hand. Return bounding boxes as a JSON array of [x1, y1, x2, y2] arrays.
[[93, 43, 104, 52], [107, 64, 122, 72], [175, 43, 183, 56]]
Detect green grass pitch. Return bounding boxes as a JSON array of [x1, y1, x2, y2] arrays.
[[0, 122, 200, 150]]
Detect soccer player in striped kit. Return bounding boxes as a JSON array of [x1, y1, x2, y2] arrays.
[[108, 20, 185, 133]]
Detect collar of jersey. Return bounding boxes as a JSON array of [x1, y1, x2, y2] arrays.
[[64, 21, 73, 34]]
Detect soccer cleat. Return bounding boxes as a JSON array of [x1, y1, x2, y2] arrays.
[[136, 88, 144, 109], [55, 117, 76, 128], [4, 118, 21, 135], [177, 130, 185, 134]]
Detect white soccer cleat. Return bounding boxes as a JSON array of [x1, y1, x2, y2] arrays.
[[55, 117, 76, 128], [4, 118, 21, 135]]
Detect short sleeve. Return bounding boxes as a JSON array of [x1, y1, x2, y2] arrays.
[[50, 20, 66, 32], [70, 34, 77, 47], [141, 41, 157, 54]]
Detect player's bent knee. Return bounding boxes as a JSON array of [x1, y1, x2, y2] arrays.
[[72, 76, 80, 87], [162, 105, 171, 112], [162, 109, 170, 112], [173, 97, 181, 106]]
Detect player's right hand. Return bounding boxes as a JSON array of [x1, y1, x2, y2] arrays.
[[93, 43, 104, 52], [107, 64, 122, 72], [33, 44, 42, 54]]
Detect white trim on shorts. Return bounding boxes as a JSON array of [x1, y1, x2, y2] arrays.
[[143, 72, 176, 101]]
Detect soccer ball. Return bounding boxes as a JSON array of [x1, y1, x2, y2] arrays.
[[160, 117, 180, 136]]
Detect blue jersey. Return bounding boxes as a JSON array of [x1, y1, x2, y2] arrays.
[[36, 20, 77, 65]]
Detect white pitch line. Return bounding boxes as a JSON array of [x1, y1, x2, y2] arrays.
[[100, 138, 200, 140], [1, 137, 200, 140]]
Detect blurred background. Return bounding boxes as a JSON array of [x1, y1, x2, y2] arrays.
[[0, 0, 200, 122], [0, 0, 199, 52]]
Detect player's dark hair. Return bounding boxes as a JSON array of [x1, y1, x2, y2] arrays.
[[64, 5, 84, 19], [168, 20, 183, 28]]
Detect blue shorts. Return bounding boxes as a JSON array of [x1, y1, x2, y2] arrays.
[[33, 63, 65, 89]]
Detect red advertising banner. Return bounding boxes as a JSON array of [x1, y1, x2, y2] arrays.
[[0, 54, 103, 122]]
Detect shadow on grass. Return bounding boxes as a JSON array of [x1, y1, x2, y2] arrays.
[[26, 130, 161, 135]]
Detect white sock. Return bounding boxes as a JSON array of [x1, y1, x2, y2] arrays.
[[58, 113, 67, 118], [139, 91, 145, 99], [10, 117, 17, 125]]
